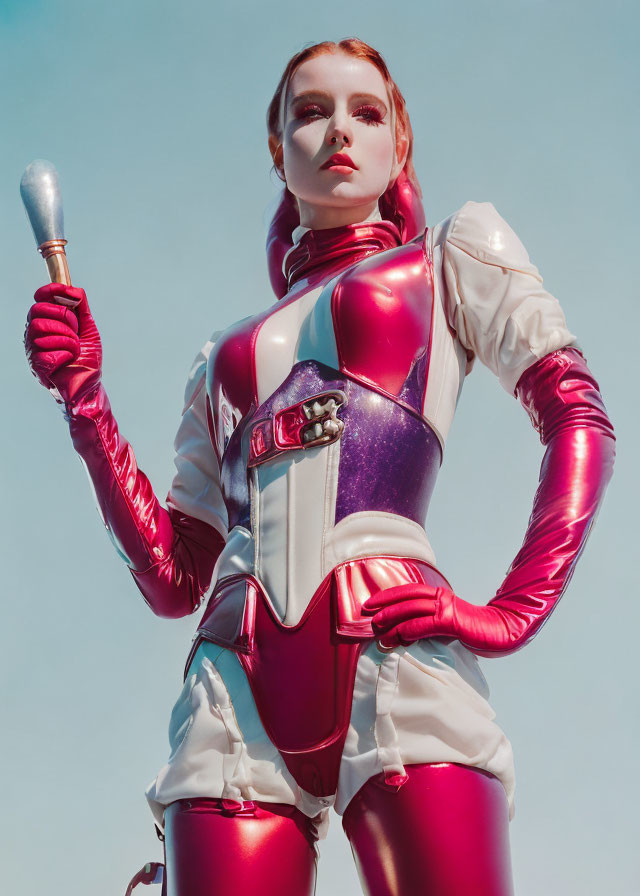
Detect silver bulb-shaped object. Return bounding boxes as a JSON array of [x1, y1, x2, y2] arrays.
[[20, 160, 71, 286], [20, 159, 65, 246]]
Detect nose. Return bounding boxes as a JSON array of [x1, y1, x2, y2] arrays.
[[326, 112, 352, 147]]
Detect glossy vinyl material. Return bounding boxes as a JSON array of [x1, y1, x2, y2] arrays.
[[192, 556, 451, 656], [362, 348, 616, 655], [191, 577, 258, 657], [330, 236, 432, 401], [342, 762, 514, 896], [187, 558, 451, 796], [266, 187, 300, 299], [124, 861, 163, 896], [491, 347, 616, 649], [163, 798, 317, 896], [332, 556, 452, 637], [26, 283, 101, 406], [26, 283, 225, 619], [237, 572, 365, 797], [66, 382, 225, 618], [284, 219, 402, 292], [218, 410, 253, 532]]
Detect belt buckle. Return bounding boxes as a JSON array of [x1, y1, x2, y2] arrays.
[[281, 390, 346, 450], [248, 390, 346, 466]]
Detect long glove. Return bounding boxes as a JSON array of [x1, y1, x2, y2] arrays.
[[25, 283, 224, 618], [362, 348, 615, 657]]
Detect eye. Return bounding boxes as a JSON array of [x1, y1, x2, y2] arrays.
[[354, 104, 384, 125], [295, 104, 326, 121]]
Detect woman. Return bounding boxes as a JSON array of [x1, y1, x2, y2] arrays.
[[24, 38, 615, 896]]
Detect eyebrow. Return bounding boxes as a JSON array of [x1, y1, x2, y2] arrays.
[[290, 90, 388, 114]]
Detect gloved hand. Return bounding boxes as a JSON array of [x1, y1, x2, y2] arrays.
[[363, 348, 615, 658], [24, 282, 102, 407], [362, 585, 515, 653], [25, 281, 224, 617]]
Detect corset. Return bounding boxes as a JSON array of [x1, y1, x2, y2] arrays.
[[186, 225, 457, 796], [203, 233, 445, 626]]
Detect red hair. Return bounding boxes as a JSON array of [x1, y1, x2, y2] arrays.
[[265, 38, 426, 296]]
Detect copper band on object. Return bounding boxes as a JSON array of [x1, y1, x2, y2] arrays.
[[38, 239, 71, 286]]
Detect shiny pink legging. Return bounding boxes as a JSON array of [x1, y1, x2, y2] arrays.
[[161, 763, 514, 895]]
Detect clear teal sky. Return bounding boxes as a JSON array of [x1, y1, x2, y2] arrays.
[[1, 1, 637, 894]]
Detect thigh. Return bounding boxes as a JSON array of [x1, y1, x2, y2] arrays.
[[342, 762, 514, 896], [164, 798, 318, 896]]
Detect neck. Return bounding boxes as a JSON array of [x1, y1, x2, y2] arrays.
[[296, 199, 380, 230], [283, 214, 403, 294], [292, 203, 382, 247]]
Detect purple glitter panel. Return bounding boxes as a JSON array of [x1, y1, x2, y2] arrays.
[[398, 348, 430, 413], [335, 375, 442, 525], [222, 359, 441, 528], [220, 360, 442, 530], [252, 360, 345, 419]]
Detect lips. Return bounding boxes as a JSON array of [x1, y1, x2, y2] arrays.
[[321, 153, 357, 170]]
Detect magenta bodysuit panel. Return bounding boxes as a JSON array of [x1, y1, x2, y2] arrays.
[[330, 240, 433, 401], [195, 229, 448, 795], [187, 558, 452, 797]]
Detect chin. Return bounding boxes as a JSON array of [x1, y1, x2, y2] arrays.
[[305, 185, 383, 209]]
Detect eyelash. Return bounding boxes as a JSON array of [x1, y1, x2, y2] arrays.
[[355, 105, 384, 124], [296, 104, 384, 125]]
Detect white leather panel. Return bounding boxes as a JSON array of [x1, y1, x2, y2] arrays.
[[434, 201, 576, 395], [254, 285, 339, 405], [209, 526, 255, 590], [168, 334, 229, 538], [254, 442, 338, 626], [422, 230, 468, 446], [322, 511, 437, 577]]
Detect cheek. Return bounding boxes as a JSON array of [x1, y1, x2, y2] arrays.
[[357, 129, 395, 190], [284, 125, 322, 172], [365, 128, 395, 170]]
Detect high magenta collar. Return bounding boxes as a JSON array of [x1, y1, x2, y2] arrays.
[[282, 220, 403, 294]]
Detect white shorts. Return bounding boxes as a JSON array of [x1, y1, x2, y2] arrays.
[[146, 638, 515, 841]]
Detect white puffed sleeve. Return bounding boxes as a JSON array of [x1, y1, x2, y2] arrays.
[[165, 333, 229, 540], [436, 201, 577, 395]]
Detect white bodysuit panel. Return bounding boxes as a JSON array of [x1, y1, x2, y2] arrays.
[[147, 638, 515, 839]]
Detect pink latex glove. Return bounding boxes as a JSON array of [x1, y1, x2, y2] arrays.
[[362, 583, 528, 654], [24, 282, 102, 408], [25, 282, 224, 618], [362, 348, 615, 657]]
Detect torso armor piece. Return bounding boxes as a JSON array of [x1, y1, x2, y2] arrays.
[[204, 231, 455, 626], [187, 228, 463, 795]]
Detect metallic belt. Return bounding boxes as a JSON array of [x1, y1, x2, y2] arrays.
[[248, 390, 346, 467]]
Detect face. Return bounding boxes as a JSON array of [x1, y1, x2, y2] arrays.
[[270, 51, 407, 227]]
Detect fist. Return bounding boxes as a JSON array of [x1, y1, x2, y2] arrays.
[[24, 283, 102, 407]]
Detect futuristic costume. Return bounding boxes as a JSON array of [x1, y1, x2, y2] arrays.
[[25, 188, 615, 895]]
